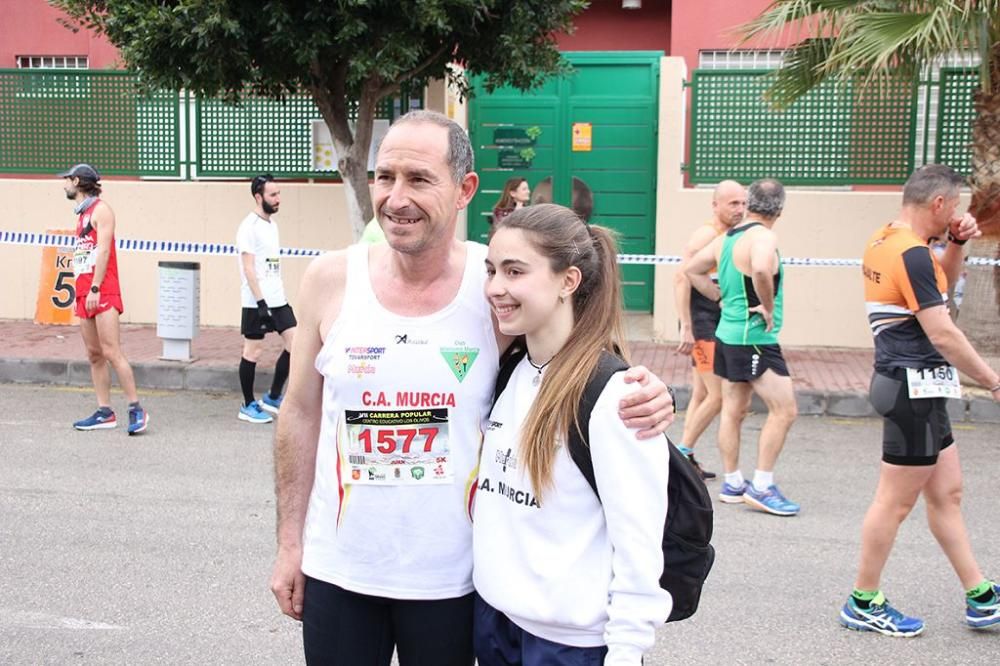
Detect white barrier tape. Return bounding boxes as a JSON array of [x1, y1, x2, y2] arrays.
[[0, 231, 324, 258], [616, 254, 1000, 267], [3, 230, 1000, 267]]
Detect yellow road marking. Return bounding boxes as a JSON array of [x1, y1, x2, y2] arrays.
[[829, 418, 872, 426], [25, 385, 177, 400]]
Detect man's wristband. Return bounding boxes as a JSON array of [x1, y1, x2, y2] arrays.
[[666, 386, 677, 414], [947, 230, 968, 246]]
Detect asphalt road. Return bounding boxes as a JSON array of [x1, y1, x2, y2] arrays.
[[1, 384, 998, 665]]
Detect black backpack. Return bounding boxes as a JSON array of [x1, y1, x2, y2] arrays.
[[493, 348, 715, 622]]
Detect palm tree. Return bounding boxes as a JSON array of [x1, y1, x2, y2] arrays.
[[741, 0, 1000, 356]]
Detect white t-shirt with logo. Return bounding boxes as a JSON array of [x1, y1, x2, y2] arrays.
[[236, 212, 287, 307]]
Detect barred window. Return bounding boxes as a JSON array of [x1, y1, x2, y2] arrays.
[[16, 56, 89, 69], [698, 50, 784, 70], [14, 56, 90, 99]]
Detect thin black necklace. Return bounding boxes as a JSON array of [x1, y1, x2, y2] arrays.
[[527, 353, 553, 386]]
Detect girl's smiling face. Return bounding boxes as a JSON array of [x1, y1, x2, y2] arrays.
[[485, 227, 566, 338]]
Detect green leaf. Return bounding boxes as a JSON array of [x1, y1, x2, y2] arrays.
[[737, 0, 998, 104]]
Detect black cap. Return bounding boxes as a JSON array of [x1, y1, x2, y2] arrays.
[[58, 164, 101, 181]]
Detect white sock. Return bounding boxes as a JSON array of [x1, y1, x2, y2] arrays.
[[724, 470, 744, 487], [752, 469, 774, 492]]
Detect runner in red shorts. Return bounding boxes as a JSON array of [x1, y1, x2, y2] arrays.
[[673, 180, 746, 479], [60, 164, 149, 435]]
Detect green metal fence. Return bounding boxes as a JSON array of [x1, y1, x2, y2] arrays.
[[195, 93, 420, 178], [2, 68, 977, 185], [0, 69, 420, 179], [689, 68, 977, 185], [935, 68, 978, 174], [0, 69, 180, 176]]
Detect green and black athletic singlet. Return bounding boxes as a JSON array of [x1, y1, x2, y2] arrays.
[[715, 222, 784, 346]]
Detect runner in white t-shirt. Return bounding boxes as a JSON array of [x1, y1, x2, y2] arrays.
[[236, 174, 297, 424]]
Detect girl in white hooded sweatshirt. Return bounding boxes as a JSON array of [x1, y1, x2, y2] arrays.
[[474, 204, 671, 666]]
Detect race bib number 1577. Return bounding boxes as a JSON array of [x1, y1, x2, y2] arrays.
[[343, 408, 452, 485]]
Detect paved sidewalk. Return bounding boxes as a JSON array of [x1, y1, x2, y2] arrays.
[[1, 318, 997, 421]]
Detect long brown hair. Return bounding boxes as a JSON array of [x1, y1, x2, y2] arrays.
[[493, 177, 527, 212], [493, 204, 629, 501]]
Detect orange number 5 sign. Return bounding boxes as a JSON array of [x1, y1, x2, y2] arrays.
[[34, 229, 77, 325]]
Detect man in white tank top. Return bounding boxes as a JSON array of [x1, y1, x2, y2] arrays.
[[269, 110, 676, 666]]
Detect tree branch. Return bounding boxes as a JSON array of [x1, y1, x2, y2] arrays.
[[310, 58, 353, 150], [375, 42, 453, 100], [351, 78, 381, 163]]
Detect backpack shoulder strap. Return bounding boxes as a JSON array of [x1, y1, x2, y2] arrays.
[[567, 350, 629, 502], [493, 343, 527, 405]]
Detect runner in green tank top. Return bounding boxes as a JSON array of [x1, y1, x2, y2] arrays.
[[686, 178, 799, 517], [716, 223, 784, 346]]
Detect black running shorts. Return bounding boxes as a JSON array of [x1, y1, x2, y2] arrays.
[[869, 370, 954, 466], [713, 340, 789, 383], [241, 304, 297, 340], [302, 576, 474, 666]]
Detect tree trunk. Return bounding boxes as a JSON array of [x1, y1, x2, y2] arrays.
[[958, 50, 1000, 356], [338, 160, 373, 240], [956, 238, 1000, 359], [309, 64, 376, 241]]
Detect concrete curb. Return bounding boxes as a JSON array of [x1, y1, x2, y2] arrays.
[[0, 357, 271, 395], [4, 356, 998, 424]]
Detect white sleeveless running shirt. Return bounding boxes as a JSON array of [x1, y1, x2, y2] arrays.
[[301, 241, 498, 599]]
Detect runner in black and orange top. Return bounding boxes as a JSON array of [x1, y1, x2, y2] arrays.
[[60, 164, 149, 435], [840, 164, 1000, 638], [673, 180, 745, 480]]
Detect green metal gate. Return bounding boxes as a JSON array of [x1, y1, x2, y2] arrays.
[[468, 52, 661, 311]]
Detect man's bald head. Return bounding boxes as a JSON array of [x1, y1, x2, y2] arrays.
[[713, 180, 742, 203], [712, 180, 746, 227]]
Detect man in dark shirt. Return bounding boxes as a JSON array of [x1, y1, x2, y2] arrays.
[[840, 165, 1000, 637]]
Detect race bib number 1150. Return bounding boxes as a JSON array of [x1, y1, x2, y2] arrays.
[[906, 365, 961, 399], [343, 408, 452, 485]]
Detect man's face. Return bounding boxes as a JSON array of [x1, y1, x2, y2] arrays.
[[256, 182, 280, 215], [63, 177, 78, 200], [712, 184, 746, 227], [373, 122, 477, 255]]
